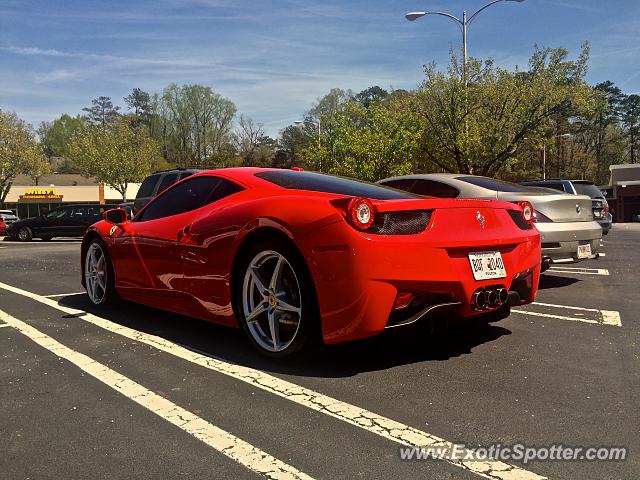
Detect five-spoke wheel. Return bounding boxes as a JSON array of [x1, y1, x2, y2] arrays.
[[237, 243, 317, 357], [84, 240, 117, 306]]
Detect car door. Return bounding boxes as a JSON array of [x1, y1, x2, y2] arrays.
[[110, 176, 223, 301], [177, 178, 245, 321], [67, 205, 93, 236], [38, 207, 69, 237]]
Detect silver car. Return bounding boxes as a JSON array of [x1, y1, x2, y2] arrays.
[[378, 174, 602, 271]]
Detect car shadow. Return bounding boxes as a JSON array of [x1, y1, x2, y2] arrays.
[[538, 273, 581, 289], [59, 294, 512, 378]]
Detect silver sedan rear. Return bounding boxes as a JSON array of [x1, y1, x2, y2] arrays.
[[378, 174, 602, 269]]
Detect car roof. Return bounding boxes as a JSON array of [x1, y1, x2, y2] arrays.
[[188, 167, 303, 188]]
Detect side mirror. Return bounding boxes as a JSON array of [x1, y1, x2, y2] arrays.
[[103, 208, 128, 225]]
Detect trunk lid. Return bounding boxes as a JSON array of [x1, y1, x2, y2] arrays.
[[496, 191, 593, 223]]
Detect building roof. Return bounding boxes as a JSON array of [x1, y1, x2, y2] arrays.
[[12, 174, 97, 186], [609, 164, 640, 186]]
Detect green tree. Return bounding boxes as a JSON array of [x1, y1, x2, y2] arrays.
[[353, 86, 389, 108], [622, 94, 640, 163], [410, 44, 592, 177], [149, 84, 236, 167], [124, 88, 152, 128], [275, 125, 310, 168], [83, 96, 121, 132], [68, 120, 164, 200], [0, 110, 50, 202], [304, 98, 417, 181], [38, 114, 85, 158]]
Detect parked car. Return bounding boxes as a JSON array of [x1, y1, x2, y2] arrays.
[[519, 179, 612, 234], [133, 168, 202, 214], [378, 174, 602, 271], [7, 204, 106, 241], [82, 168, 541, 357], [0, 209, 19, 236]]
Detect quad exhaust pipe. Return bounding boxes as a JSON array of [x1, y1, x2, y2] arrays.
[[471, 287, 509, 311]]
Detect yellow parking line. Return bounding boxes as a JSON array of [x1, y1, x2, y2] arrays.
[[0, 309, 313, 480]]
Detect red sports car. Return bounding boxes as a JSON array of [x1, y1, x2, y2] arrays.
[[81, 168, 541, 357]]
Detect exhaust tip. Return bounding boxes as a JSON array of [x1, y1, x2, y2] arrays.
[[472, 290, 487, 310], [487, 289, 498, 307], [498, 288, 508, 304]]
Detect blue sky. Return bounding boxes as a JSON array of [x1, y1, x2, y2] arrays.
[[1, 0, 639, 136]]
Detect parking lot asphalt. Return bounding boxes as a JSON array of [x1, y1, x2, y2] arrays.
[[1, 226, 639, 480]]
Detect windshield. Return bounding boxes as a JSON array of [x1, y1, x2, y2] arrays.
[[456, 176, 538, 193], [255, 171, 422, 200]]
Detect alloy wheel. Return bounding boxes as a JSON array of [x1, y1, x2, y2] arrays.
[[241, 250, 302, 353], [85, 242, 108, 305]]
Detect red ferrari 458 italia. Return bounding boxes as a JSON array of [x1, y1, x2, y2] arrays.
[[81, 168, 541, 357]]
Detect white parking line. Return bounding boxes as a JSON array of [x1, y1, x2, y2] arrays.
[[547, 266, 610, 276], [44, 292, 85, 299], [0, 323, 10, 328], [0, 309, 313, 480], [0, 281, 545, 480], [513, 302, 622, 327], [599, 253, 606, 257]]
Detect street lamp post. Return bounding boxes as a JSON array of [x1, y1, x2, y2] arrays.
[[406, 0, 525, 86]]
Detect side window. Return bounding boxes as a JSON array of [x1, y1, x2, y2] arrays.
[[180, 171, 196, 181], [136, 176, 223, 222], [45, 208, 67, 219], [88, 206, 104, 216], [411, 180, 460, 198], [157, 173, 179, 194], [379, 179, 417, 192], [136, 174, 161, 199], [204, 179, 244, 206], [71, 206, 88, 217]]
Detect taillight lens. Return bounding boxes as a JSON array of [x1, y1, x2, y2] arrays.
[[348, 198, 375, 230], [532, 210, 552, 223], [516, 201, 534, 224]]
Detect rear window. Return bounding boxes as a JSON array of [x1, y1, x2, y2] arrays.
[[255, 171, 421, 200], [457, 176, 536, 193], [137, 174, 160, 199], [573, 182, 604, 199]]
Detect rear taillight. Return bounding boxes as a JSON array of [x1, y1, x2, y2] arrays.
[[516, 201, 534, 223], [532, 210, 552, 223], [348, 197, 375, 230], [602, 206, 609, 216]]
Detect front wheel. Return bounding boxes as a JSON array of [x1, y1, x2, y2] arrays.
[[84, 239, 118, 307], [18, 227, 32, 242], [235, 242, 319, 358]]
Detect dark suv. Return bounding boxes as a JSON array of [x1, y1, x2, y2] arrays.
[[7, 204, 106, 241], [519, 179, 612, 234], [133, 168, 202, 215]]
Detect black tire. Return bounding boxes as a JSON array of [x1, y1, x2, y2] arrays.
[[233, 239, 320, 358], [17, 226, 33, 242], [83, 238, 119, 307]]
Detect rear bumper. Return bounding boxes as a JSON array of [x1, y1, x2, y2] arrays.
[[596, 214, 612, 234], [301, 218, 541, 344], [537, 221, 602, 262]]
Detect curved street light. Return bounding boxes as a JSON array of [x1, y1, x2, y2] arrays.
[[406, 0, 525, 86]]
